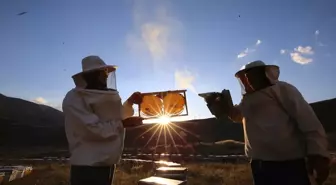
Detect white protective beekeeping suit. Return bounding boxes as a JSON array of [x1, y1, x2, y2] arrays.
[[62, 56, 134, 166], [229, 61, 329, 161]]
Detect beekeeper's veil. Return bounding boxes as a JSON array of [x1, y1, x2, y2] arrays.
[[72, 56, 118, 90], [235, 60, 280, 95]]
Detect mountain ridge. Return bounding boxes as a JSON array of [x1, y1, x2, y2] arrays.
[[0, 93, 335, 150]]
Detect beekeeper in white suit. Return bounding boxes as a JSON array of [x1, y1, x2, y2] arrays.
[[207, 60, 330, 185], [62, 55, 143, 185]]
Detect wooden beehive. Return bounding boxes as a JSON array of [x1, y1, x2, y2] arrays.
[[155, 167, 188, 181], [154, 161, 182, 167], [138, 176, 187, 185]]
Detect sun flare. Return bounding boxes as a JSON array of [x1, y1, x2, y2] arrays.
[[157, 115, 171, 125]]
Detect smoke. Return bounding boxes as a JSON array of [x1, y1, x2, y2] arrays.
[[127, 0, 198, 93], [127, 0, 183, 63], [174, 69, 197, 94]]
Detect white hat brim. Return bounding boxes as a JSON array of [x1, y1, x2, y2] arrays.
[[72, 65, 117, 79], [235, 64, 279, 77]]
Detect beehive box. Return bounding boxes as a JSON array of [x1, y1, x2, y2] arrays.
[[0, 168, 17, 183], [23, 166, 33, 176], [155, 167, 188, 181], [14, 169, 24, 179], [138, 176, 187, 185], [154, 160, 181, 167], [0, 165, 33, 183], [8, 169, 20, 182]]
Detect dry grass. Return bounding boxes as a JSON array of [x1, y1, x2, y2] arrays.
[[6, 162, 336, 185], [187, 163, 252, 185]]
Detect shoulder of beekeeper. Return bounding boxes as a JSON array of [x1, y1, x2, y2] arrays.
[[62, 88, 134, 137]]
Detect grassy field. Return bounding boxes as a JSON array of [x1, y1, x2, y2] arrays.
[[5, 161, 336, 185]]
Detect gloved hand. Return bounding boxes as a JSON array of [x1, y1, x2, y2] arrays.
[[206, 95, 226, 117], [127, 92, 143, 105], [200, 89, 233, 119], [307, 155, 330, 185], [122, 117, 144, 128]]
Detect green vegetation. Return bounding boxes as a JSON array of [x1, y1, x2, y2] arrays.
[[6, 161, 336, 185]]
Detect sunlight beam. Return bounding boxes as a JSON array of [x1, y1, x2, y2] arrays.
[[154, 125, 164, 154], [166, 125, 180, 154], [143, 124, 162, 148]]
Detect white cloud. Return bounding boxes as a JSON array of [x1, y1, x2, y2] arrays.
[[294, 46, 314, 55], [32, 97, 62, 111], [237, 39, 261, 59], [33, 97, 48, 105], [315, 30, 320, 35], [174, 69, 197, 94], [290, 52, 313, 65], [282, 45, 315, 65], [237, 48, 249, 58]]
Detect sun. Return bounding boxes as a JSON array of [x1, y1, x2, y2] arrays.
[[157, 115, 171, 125]]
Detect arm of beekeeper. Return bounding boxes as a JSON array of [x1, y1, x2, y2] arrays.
[[122, 100, 134, 120], [228, 104, 243, 123], [279, 82, 329, 158], [62, 93, 127, 141]]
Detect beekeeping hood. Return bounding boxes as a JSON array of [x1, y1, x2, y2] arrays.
[[72, 56, 118, 90], [235, 60, 280, 95]]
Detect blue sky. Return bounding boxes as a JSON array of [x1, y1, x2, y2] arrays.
[[0, 0, 335, 120]]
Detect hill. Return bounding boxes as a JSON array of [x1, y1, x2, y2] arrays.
[[0, 94, 67, 146], [0, 93, 335, 152], [310, 98, 336, 133]]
